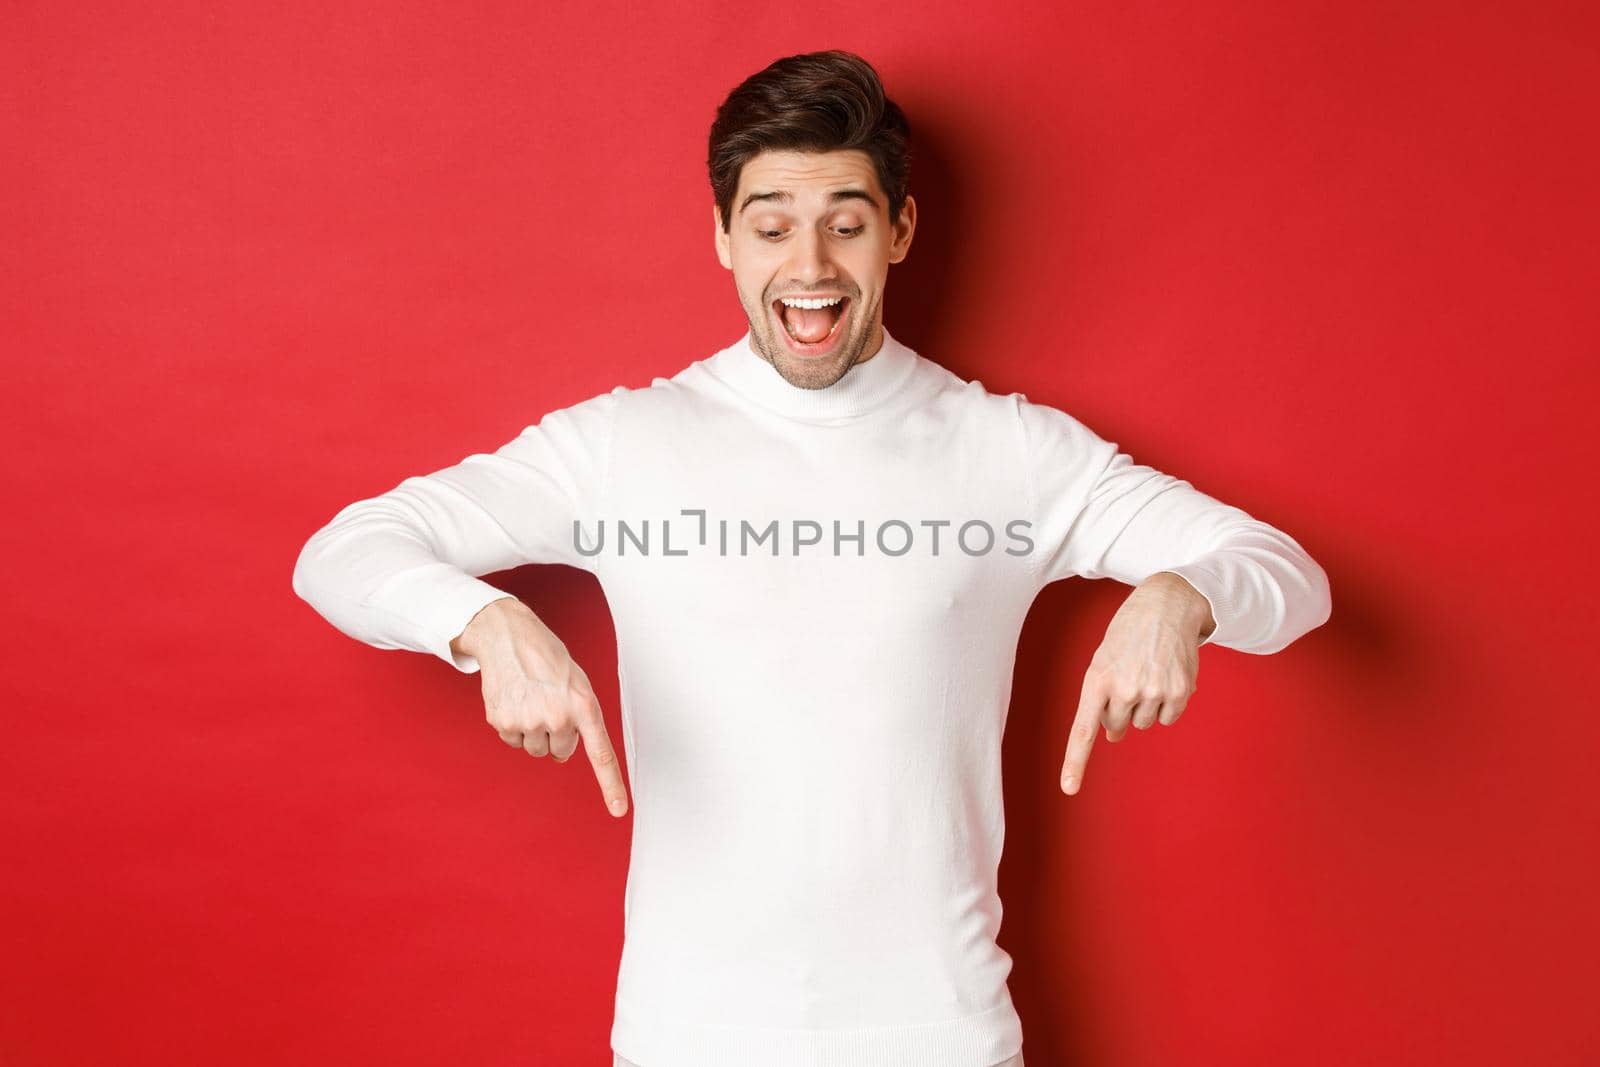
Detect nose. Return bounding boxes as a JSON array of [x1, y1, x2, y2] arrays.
[[782, 226, 839, 288]]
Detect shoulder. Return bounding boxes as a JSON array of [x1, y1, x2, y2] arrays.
[[916, 359, 1100, 448], [537, 358, 698, 427], [900, 353, 1029, 425], [927, 368, 1115, 475]]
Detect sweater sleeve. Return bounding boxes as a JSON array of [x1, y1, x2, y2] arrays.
[[1016, 394, 1331, 654], [291, 386, 624, 674]]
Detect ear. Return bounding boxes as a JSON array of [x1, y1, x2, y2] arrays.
[[887, 194, 916, 266], [713, 202, 732, 270]]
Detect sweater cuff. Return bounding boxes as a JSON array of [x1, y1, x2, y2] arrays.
[[1154, 563, 1235, 648], [367, 562, 517, 673]]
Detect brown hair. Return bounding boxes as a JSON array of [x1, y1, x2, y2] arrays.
[[708, 50, 913, 234]]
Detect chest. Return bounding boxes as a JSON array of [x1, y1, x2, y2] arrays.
[[589, 408, 1037, 638]]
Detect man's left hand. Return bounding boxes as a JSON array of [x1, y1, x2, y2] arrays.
[[1060, 572, 1215, 796]]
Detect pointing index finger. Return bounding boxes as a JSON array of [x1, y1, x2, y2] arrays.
[[576, 697, 629, 817], [1062, 678, 1104, 796]]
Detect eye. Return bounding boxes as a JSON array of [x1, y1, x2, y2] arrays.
[[756, 225, 865, 241]]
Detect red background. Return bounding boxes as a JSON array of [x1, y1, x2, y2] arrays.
[[5, 2, 1597, 1063]]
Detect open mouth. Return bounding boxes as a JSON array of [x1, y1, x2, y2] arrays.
[[772, 295, 850, 357]]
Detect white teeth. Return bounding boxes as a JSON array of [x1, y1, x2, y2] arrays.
[[778, 296, 844, 309]]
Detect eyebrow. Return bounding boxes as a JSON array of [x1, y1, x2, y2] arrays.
[[738, 187, 881, 216]]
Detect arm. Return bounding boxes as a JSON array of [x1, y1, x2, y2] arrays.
[[1018, 395, 1332, 654], [291, 387, 624, 672], [291, 385, 633, 818]]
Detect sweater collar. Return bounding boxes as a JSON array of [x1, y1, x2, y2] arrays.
[[702, 324, 921, 421]]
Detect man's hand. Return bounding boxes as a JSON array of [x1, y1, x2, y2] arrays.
[[452, 596, 630, 818], [1061, 572, 1215, 796]]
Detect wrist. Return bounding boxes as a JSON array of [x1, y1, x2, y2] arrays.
[[1142, 571, 1216, 642], [452, 595, 523, 659]]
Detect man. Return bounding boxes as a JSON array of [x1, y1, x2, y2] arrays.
[[292, 49, 1331, 1067]]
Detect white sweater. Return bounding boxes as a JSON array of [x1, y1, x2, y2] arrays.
[[292, 326, 1331, 1067]]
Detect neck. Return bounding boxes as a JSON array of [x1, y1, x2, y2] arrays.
[[704, 321, 920, 421]]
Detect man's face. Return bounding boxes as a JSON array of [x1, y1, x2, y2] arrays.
[[715, 148, 916, 390]]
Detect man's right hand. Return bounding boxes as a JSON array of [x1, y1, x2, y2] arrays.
[[451, 596, 630, 818]]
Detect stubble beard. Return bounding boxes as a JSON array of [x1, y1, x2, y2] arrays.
[[748, 290, 873, 391]]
